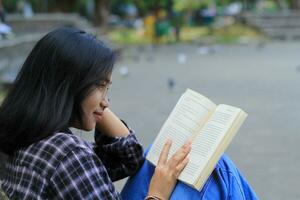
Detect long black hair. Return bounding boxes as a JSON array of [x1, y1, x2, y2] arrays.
[[0, 27, 116, 155]]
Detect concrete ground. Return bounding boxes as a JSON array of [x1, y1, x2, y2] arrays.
[[97, 42, 299, 200], [1, 41, 300, 200]]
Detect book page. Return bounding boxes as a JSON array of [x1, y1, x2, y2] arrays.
[[146, 89, 217, 166], [178, 104, 243, 185], [194, 109, 247, 189]]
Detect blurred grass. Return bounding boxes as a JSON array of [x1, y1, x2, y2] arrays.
[[0, 188, 9, 200], [0, 89, 6, 104], [212, 24, 265, 43], [108, 28, 152, 45], [107, 24, 265, 45]]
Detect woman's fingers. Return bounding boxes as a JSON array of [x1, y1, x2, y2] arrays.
[[157, 139, 172, 165], [148, 140, 192, 200], [157, 139, 192, 172], [174, 157, 189, 176], [168, 140, 191, 167]]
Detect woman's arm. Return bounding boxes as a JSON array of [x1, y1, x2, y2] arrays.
[[95, 108, 129, 137], [95, 108, 192, 200], [93, 108, 144, 181]]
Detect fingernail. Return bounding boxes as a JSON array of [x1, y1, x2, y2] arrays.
[[166, 139, 172, 145], [186, 140, 192, 146], [184, 140, 191, 147]]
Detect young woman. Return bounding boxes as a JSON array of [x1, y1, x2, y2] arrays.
[[0, 27, 191, 200]]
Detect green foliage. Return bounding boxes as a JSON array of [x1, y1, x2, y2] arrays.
[[212, 24, 264, 43], [74, 0, 89, 15], [108, 28, 151, 45], [173, 0, 211, 12], [136, 0, 168, 15], [3, 0, 18, 11], [108, 23, 265, 45], [111, 0, 169, 16], [215, 0, 239, 7], [279, 0, 300, 9]]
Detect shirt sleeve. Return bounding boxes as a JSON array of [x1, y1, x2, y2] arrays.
[[49, 147, 121, 200], [93, 122, 145, 182]]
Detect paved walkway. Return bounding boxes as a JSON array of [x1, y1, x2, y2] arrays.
[[105, 42, 300, 200]]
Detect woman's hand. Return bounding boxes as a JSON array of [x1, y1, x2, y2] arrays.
[[95, 108, 129, 137], [147, 139, 191, 200]]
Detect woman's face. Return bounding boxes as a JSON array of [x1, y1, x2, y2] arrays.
[[78, 76, 112, 131]]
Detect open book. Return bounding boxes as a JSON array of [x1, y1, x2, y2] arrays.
[[146, 89, 247, 190]]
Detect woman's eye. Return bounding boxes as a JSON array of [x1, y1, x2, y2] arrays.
[[96, 84, 109, 90], [96, 83, 104, 87], [99, 85, 106, 90]]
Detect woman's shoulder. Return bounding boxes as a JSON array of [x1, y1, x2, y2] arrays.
[[44, 131, 91, 152], [15, 131, 92, 173], [3, 131, 93, 182]]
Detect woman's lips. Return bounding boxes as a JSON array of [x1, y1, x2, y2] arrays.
[[94, 111, 103, 115], [93, 111, 103, 120]]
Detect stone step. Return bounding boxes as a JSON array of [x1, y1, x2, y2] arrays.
[[0, 14, 100, 85], [244, 11, 300, 40], [6, 13, 93, 35]]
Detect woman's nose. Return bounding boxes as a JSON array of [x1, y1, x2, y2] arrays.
[[100, 98, 109, 110]]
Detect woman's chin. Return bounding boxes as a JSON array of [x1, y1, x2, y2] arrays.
[[84, 123, 97, 132], [78, 121, 96, 132], [71, 117, 97, 132], [83, 127, 94, 132]]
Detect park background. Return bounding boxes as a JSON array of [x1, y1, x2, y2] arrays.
[[1, 0, 300, 199]]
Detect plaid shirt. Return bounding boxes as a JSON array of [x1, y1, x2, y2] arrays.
[[1, 128, 144, 199]]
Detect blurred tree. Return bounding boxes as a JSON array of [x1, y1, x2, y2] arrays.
[[274, 0, 287, 9], [50, 0, 77, 12], [94, 0, 110, 25], [289, 0, 300, 9]]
